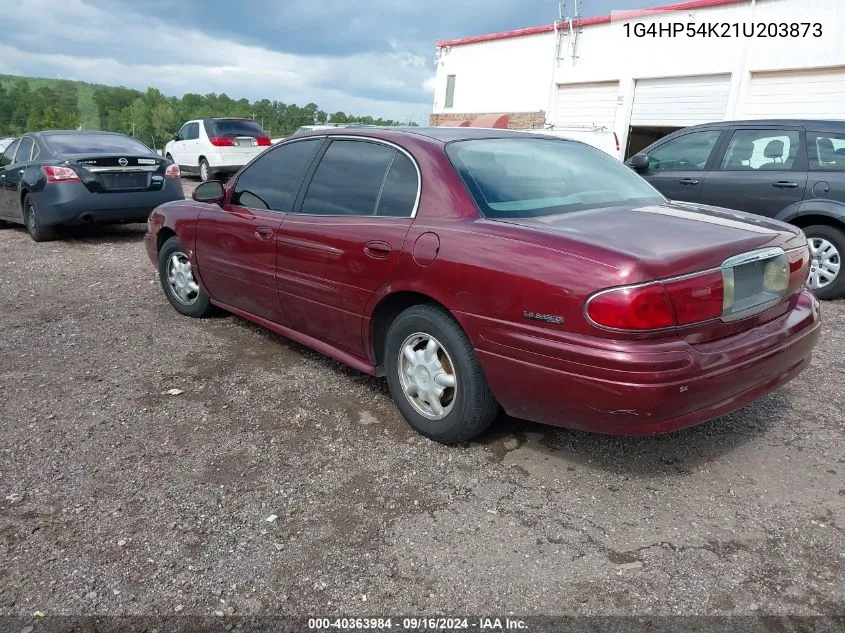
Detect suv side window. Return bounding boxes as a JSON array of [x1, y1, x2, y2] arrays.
[[15, 137, 34, 163], [807, 131, 845, 171], [718, 129, 800, 171], [646, 130, 722, 171], [186, 123, 199, 140], [300, 140, 396, 216], [0, 139, 20, 167], [231, 138, 322, 211]]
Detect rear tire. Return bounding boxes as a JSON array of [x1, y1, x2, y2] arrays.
[[158, 236, 213, 317], [385, 304, 499, 444], [22, 194, 57, 242], [199, 158, 210, 182], [804, 224, 845, 300]]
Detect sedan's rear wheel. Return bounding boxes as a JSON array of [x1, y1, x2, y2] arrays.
[[385, 304, 499, 444], [158, 236, 213, 317], [23, 194, 57, 242], [804, 225, 844, 300]]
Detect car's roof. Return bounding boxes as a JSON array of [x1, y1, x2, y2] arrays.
[[687, 119, 845, 129], [311, 126, 550, 143], [33, 130, 133, 138]]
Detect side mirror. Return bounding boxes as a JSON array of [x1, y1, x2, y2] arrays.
[[172, 133, 180, 141], [193, 180, 225, 204], [629, 154, 649, 172]]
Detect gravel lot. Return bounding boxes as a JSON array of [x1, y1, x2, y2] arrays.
[[0, 213, 843, 619]]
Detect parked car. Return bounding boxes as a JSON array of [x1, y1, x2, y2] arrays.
[[0, 130, 183, 242], [164, 117, 271, 182], [628, 119, 845, 299], [526, 125, 620, 159], [145, 127, 819, 443]]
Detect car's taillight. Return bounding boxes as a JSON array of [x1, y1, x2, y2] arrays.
[[165, 163, 180, 179], [41, 165, 80, 183], [209, 136, 235, 147], [587, 248, 798, 332], [256, 136, 271, 146], [586, 271, 724, 331]]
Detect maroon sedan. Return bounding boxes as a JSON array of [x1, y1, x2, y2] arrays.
[[144, 127, 820, 443]]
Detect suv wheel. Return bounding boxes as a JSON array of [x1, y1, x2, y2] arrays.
[[804, 224, 845, 300], [199, 158, 210, 182]]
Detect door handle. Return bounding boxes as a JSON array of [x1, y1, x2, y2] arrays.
[[364, 241, 392, 259], [772, 181, 799, 189], [254, 226, 274, 240], [679, 178, 699, 185]]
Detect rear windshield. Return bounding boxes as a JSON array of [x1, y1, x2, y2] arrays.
[[446, 137, 665, 218], [43, 133, 153, 155], [208, 119, 267, 138]]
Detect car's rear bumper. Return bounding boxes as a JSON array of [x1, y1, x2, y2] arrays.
[[205, 149, 265, 170], [464, 290, 821, 435], [33, 180, 185, 226]]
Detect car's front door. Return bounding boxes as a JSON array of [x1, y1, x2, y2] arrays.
[[698, 127, 807, 217], [277, 138, 419, 359], [0, 138, 21, 219], [170, 122, 198, 170], [635, 129, 724, 202], [193, 137, 324, 326]]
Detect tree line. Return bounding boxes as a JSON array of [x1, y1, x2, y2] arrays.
[[0, 77, 406, 149]]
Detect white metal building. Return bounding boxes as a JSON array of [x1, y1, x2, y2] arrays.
[[430, 0, 845, 157]]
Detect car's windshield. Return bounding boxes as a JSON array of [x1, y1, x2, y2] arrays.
[[43, 133, 153, 155], [446, 137, 665, 218], [210, 119, 267, 137]]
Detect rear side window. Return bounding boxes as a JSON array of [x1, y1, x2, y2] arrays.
[[300, 140, 396, 216], [208, 119, 267, 138], [808, 132, 845, 171], [231, 138, 322, 211], [718, 129, 800, 170], [15, 137, 34, 162], [646, 130, 721, 171], [0, 139, 20, 166], [43, 133, 152, 155], [376, 153, 418, 217]]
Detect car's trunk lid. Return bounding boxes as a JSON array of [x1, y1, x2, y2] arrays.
[[497, 201, 810, 341], [63, 154, 167, 193]]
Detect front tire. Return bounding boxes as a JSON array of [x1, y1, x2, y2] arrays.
[[23, 194, 57, 242], [158, 236, 213, 317], [385, 304, 499, 444], [199, 158, 211, 182], [804, 224, 845, 300]]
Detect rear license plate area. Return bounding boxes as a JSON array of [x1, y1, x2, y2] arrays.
[[722, 248, 789, 321], [100, 172, 150, 190]]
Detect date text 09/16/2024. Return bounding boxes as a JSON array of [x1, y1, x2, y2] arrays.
[[307, 617, 527, 630], [624, 21, 822, 38]]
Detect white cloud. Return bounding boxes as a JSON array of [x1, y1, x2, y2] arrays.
[[0, 0, 434, 122]]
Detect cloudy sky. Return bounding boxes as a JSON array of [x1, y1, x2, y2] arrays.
[[0, 0, 660, 122]]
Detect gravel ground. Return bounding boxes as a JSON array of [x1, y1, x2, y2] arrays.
[[0, 220, 843, 619]]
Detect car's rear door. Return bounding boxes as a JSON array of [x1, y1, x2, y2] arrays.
[[0, 138, 21, 219], [193, 137, 324, 326], [276, 137, 419, 358], [698, 126, 807, 217], [0, 137, 35, 221], [634, 128, 724, 202]]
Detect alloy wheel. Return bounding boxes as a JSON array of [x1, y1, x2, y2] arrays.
[[397, 332, 457, 420], [166, 251, 200, 305], [807, 237, 841, 290]]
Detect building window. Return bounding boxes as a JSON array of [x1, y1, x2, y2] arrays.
[[445, 75, 456, 108]]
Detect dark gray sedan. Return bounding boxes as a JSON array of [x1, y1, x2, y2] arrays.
[[0, 130, 184, 241]]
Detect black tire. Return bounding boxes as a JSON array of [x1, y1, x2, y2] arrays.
[[804, 224, 845, 300], [158, 236, 213, 317], [22, 194, 57, 242], [384, 304, 499, 444], [199, 158, 211, 182]]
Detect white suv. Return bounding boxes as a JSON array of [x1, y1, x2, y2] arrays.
[[164, 118, 271, 181]]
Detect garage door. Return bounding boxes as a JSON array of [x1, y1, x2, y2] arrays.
[[553, 81, 619, 129], [631, 74, 731, 126], [744, 67, 845, 119]]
